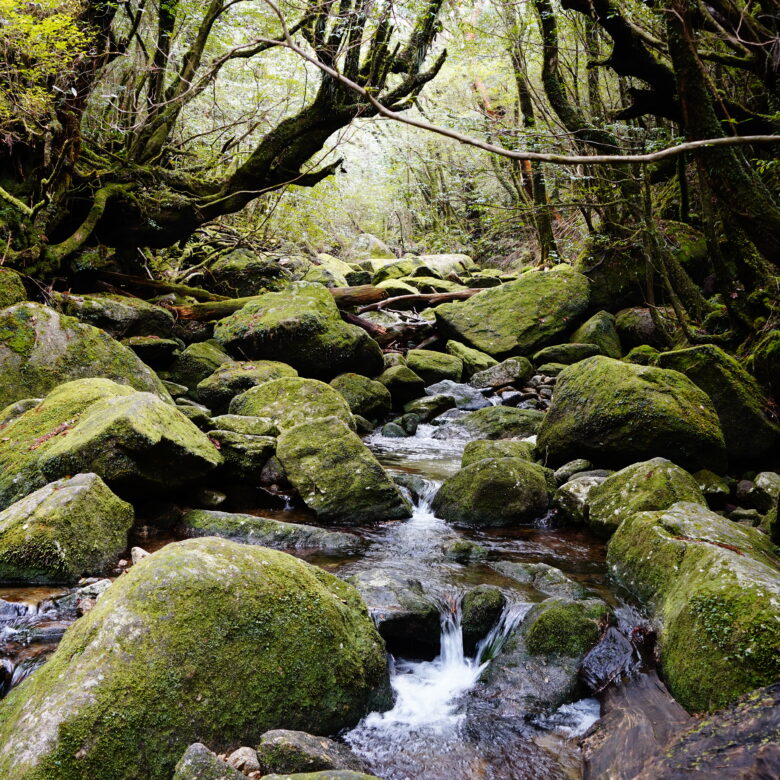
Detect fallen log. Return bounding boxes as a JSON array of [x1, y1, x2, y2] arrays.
[[97, 271, 228, 302], [341, 310, 434, 347], [166, 285, 389, 321], [357, 288, 483, 313]]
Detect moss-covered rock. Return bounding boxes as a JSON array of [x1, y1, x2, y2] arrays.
[[607, 501, 780, 711], [432, 457, 549, 527], [536, 362, 567, 377], [0, 379, 221, 508], [168, 341, 235, 390], [376, 364, 425, 405], [405, 349, 463, 384], [0, 473, 133, 584], [587, 458, 706, 538], [553, 474, 608, 524], [330, 373, 392, 421], [462, 586, 506, 654], [197, 361, 297, 412], [180, 510, 364, 555], [750, 329, 780, 392], [398, 276, 466, 293], [468, 357, 533, 388], [460, 406, 545, 439], [536, 356, 727, 472], [122, 335, 182, 367], [461, 438, 534, 467], [434, 267, 590, 358], [208, 249, 296, 297], [622, 345, 660, 365], [402, 394, 454, 421], [54, 292, 174, 338], [0, 268, 26, 308], [442, 539, 488, 563], [532, 343, 601, 365], [173, 743, 245, 780], [256, 729, 368, 775], [657, 345, 780, 463], [375, 279, 419, 296], [0, 303, 171, 408], [208, 414, 277, 436], [208, 430, 275, 482], [492, 561, 587, 600], [0, 538, 390, 780], [213, 282, 383, 380], [569, 311, 622, 359], [524, 597, 609, 657], [615, 307, 673, 350], [230, 378, 354, 431], [277, 416, 411, 524], [445, 340, 498, 377]]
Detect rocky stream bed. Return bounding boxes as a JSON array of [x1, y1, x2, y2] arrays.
[[0, 257, 777, 779]]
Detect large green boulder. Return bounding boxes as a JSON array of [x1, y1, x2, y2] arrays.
[[213, 282, 383, 380], [0, 268, 26, 308], [207, 249, 296, 297], [0, 303, 171, 408], [434, 267, 590, 358], [608, 501, 780, 712], [432, 457, 549, 527], [536, 356, 727, 472], [330, 373, 392, 421], [750, 329, 780, 392], [532, 343, 601, 365], [197, 361, 297, 412], [0, 538, 389, 779], [569, 311, 622, 359], [0, 473, 133, 584], [657, 345, 780, 463], [0, 379, 221, 508], [468, 357, 533, 388], [615, 307, 673, 350], [376, 365, 425, 405], [587, 457, 706, 538], [230, 378, 354, 431], [461, 406, 545, 439], [168, 341, 235, 390], [461, 438, 534, 467], [54, 292, 174, 338], [277, 417, 411, 524], [256, 729, 369, 775], [445, 340, 498, 377], [405, 349, 463, 384]]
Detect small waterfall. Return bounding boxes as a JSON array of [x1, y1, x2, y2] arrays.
[[346, 595, 530, 743]]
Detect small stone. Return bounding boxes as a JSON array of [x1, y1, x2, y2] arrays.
[[226, 746, 261, 773], [131, 547, 150, 565], [554, 459, 593, 485]]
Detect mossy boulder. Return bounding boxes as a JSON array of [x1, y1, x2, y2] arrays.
[[461, 438, 534, 467], [376, 365, 425, 405], [432, 457, 550, 527], [208, 249, 295, 297], [461, 586, 506, 654], [375, 279, 419, 296], [371, 258, 435, 284], [623, 345, 659, 365], [460, 406, 545, 439], [607, 501, 780, 712], [168, 341, 235, 390], [0, 303, 171, 408], [445, 340, 498, 377], [197, 361, 297, 412], [122, 336, 182, 367], [587, 458, 706, 538], [0, 538, 389, 780], [277, 416, 411, 524], [492, 561, 587, 600], [0, 268, 26, 308], [402, 394, 454, 421], [524, 597, 609, 657], [657, 345, 780, 463], [208, 415, 277, 436], [468, 357, 533, 388], [405, 349, 463, 384], [208, 431, 275, 482], [569, 311, 622, 359], [0, 473, 133, 584], [532, 342, 601, 366], [329, 373, 392, 421], [230, 378, 354, 431], [750, 329, 780, 391], [615, 307, 673, 350], [536, 356, 727, 472], [54, 292, 174, 338], [0, 379, 221, 509], [213, 282, 383, 380], [256, 729, 368, 775], [180, 510, 364, 555], [398, 276, 466, 293], [434, 267, 590, 358], [553, 474, 608, 524], [173, 743, 244, 779]]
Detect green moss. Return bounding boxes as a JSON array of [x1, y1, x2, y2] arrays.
[[434, 267, 590, 358], [168, 341, 234, 390], [749, 329, 780, 391], [208, 249, 296, 297], [461, 438, 534, 467], [587, 457, 706, 538], [569, 311, 622, 359], [0, 538, 390, 780], [330, 373, 392, 421], [532, 343, 601, 365], [0, 473, 132, 584], [524, 598, 608, 658], [54, 292, 174, 338], [230, 377, 354, 431], [432, 457, 549, 527], [657, 345, 780, 463], [607, 502, 780, 711], [376, 365, 425, 405], [444, 340, 498, 377], [537, 356, 727, 472], [461, 406, 545, 439], [623, 345, 660, 365], [0, 268, 26, 309], [0, 303, 172, 409], [213, 282, 383, 380], [405, 349, 463, 384], [196, 360, 297, 412], [277, 416, 411, 524], [469, 357, 533, 388]]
